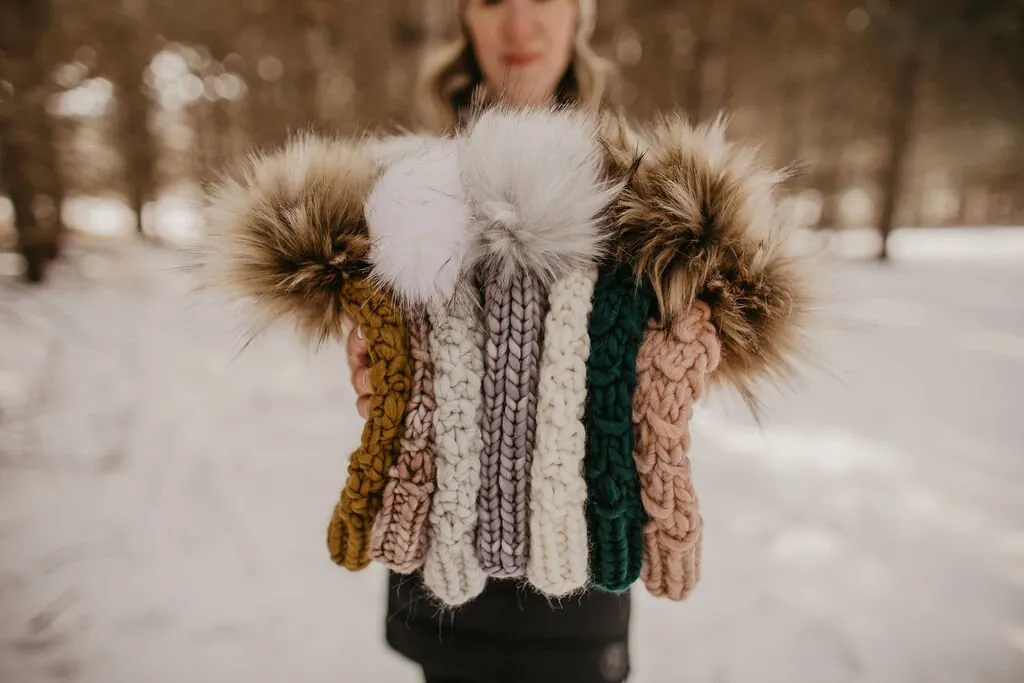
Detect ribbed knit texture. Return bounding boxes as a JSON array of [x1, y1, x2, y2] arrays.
[[634, 301, 721, 600], [584, 264, 654, 592], [477, 270, 546, 578], [422, 295, 488, 605], [526, 266, 598, 596], [370, 311, 437, 573], [327, 279, 411, 571]]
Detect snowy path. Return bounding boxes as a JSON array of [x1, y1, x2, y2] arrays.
[[1, 235, 1023, 683]]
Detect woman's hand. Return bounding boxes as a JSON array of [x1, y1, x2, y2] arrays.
[[347, 324, 371, 419]]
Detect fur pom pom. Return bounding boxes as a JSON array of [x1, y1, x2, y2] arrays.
[[458, 105, 619, 288], [365, 139, 473, 305], [202, 132, 379, 344], [605, 114, 811, 406], [597, 110, 645, 180]]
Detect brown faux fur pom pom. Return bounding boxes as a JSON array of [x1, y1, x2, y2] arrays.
[[202, 133, 380, 345], [601, 113, 812, 408]]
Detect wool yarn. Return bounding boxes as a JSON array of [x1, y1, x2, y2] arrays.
[[201, 107, 815, 609], [370, 310, 437, 573], [422, 295, 489, 605], [327, 280, 412, 571], [526, 266, 598, 596], [633, 301, 721, 600], [584, 264, 655, 592], [477, 269, 546, 578]]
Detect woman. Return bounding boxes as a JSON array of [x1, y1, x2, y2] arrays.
[[346, 2, 632, 682]]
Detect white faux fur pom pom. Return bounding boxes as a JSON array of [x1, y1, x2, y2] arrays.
[[458, 106, 618, 288], [365, 139, 472, 305]]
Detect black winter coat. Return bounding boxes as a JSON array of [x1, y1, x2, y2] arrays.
[[385, 570, 632, 683]]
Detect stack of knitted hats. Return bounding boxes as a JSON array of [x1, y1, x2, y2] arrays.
[[203, 105, 810, 607]]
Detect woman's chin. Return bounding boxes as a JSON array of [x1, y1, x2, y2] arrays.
[[499, 82, 558, 108]]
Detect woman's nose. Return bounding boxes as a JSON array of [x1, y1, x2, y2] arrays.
[[502, 1, 536, 45]]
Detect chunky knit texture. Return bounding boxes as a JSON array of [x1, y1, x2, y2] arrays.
[[370, 311, 437, 573], [327, 279, 411, 570], [203, 111, 814, 609], [477, 270, 546, 578], [527, 266, 598, 596], [634, 301, 721, 600], [584, 264, 654, 592], [422, 295, 488, 605]]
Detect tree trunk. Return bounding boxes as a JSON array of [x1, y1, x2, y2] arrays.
[[816, 163, 842, 231], [106, 4, 157, 237], [686, 27, 708, 123], [347, 0, 392, 128], [288, 15, 321, 130], [192, 98, 219, 186], [776, 69, 803, 168], [708, 0, 735, 114], [389, 0, 428, 127], [118, 74, 157, 235], [876, 44, 921, 260], [815, 104, 846, 232], [685, 0, 721, 124], [0, 0, 64, 282]]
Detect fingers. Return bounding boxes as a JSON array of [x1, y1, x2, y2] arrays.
[[346, 325, 369, 369], [351, 367, 372, 395], [347, 324, 371, 420]]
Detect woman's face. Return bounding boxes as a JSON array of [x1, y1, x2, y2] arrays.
[[465, 0, 578, 107]]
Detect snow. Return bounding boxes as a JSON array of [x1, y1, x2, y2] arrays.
[[58, 195, 206, 245], [2, 234, 1023, 683], [812, 226, 1024, 261], [13, 190, 1024, 262], [1, 239, 412, 683]]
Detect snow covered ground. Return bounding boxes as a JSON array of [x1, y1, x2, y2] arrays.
[[1, 232, 1023, 683]]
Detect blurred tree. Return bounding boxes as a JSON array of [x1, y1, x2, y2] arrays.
[[866, 0, 1024, 256], [388, 0, 430, 127], [808, 1, 877, 229], [345, 0, 393, 128], [685, 0, 735, 123], [622, 0, 683, 118], [0, 0, 66, 282], [875, 22, 924, 260], [3, 0, 1021, 266], [104, 0, 159, 236]]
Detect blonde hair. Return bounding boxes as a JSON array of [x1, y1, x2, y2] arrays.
[[415, 0, 611, 133]]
